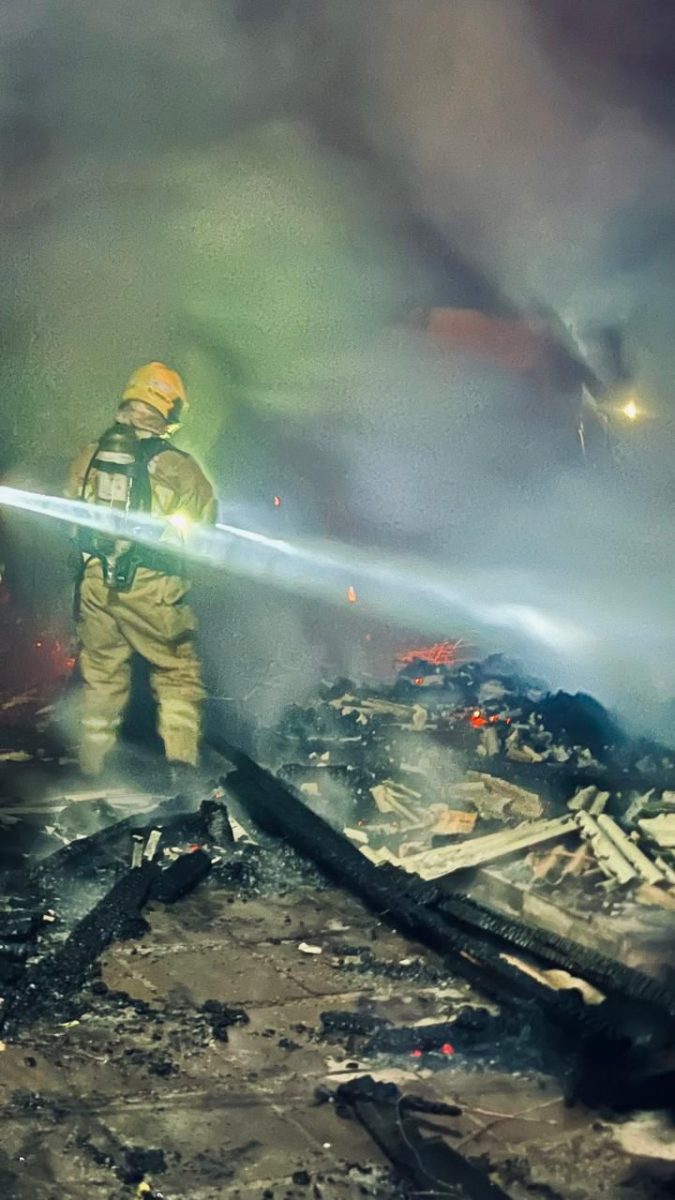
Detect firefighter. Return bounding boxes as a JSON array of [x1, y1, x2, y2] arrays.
[[66, 363, 217, 789]]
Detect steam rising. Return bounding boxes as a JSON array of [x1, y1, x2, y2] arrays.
[[1, 0, 674, 740]]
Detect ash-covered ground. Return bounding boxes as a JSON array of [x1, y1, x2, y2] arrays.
[[0, 656, 674, 1198], [0, 807, 673, 1200]]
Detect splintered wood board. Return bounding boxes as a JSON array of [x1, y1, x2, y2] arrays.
[[398, 815, 577, 880]]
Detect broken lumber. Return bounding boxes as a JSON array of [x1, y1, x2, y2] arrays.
[[567, 786, 610, 815], [575, 811, 637, 886], [212, 736, 675, 1103], [639, 813, 675, 850], [595, 814, 664, 886], [433, 809, 478, 836], [4, 863, 158, 1033], [568, 785, 598, 812], [359, 845, 402, 867], [370, 782, 419, 824], [636, 884, 675, 912], [399, 815, 576, 880], [151, 849, 212, 903], [466, 771, 541, 808], [655, 856, 675, 886]]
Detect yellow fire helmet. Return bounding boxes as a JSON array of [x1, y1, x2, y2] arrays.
[[122, 362, 188, 426]]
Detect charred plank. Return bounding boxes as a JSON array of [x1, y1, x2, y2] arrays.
[[151, 849, 212, 903], [3, 863, 158, 1033]]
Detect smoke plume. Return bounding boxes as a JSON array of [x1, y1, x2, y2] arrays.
[[1, 0, 675, 741]]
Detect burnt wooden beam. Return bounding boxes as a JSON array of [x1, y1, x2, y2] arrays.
[[3, 863, 159, 1034]]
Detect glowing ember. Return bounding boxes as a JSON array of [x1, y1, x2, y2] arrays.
[[396, 639, 461, 667], [468, 709, 510, 727], [347, 586, 358, 603]]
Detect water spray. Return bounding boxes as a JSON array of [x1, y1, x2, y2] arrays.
[[0, 484, 589, 662]]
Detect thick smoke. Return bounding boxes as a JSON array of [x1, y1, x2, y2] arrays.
[[1, 0, 675, 741], [279, 0, 675, 733], [312, 0, 675, 370]]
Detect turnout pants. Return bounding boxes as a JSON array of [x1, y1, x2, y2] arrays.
[[77, 562, 205, 776]]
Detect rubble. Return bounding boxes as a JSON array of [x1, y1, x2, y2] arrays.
[[576, 810, 639, 886], [568, 784, 610, 814], [0, 797, 239, 1036], [4, 863, 158, 1032], [397, 815, 576, 880], [3, 652, 675, 1193], [115, 1146, 167, 1186], [640, 813, 675, 850], [150, 846, 212, 902], [299, 942, 323, 955], [320, 1011, 392, 1038], [595, 814, 665, 885], [262, 656, 675, 964], [199, 1000, 249, 1042], [216, 735, 675, 1110], [0, 738, 673, 1197], [334, 1074, 511, 1199]]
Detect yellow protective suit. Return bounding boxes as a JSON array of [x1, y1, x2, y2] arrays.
[[66, 437, 216, 776]]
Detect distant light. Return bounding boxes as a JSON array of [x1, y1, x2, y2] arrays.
[[622, 399, 639, 421], [273, 495, 282, 508], [347, 586, 357, 603], [167, 512, 191, 533]]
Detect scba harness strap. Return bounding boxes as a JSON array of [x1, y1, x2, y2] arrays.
[[77, 433, 188, 590]]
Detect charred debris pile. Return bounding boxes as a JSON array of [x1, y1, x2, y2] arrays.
[[263, 653, 675, 928], [1, 650, 674, 1120], [219, 742, 675, 1113], [0, 793, 325, 1040], [0, 736, 672, 1119]]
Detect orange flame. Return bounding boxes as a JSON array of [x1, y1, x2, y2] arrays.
[[396, 639, 461, 667]]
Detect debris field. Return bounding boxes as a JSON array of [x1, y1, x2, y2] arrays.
[[0, 653, 674, 1197]]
